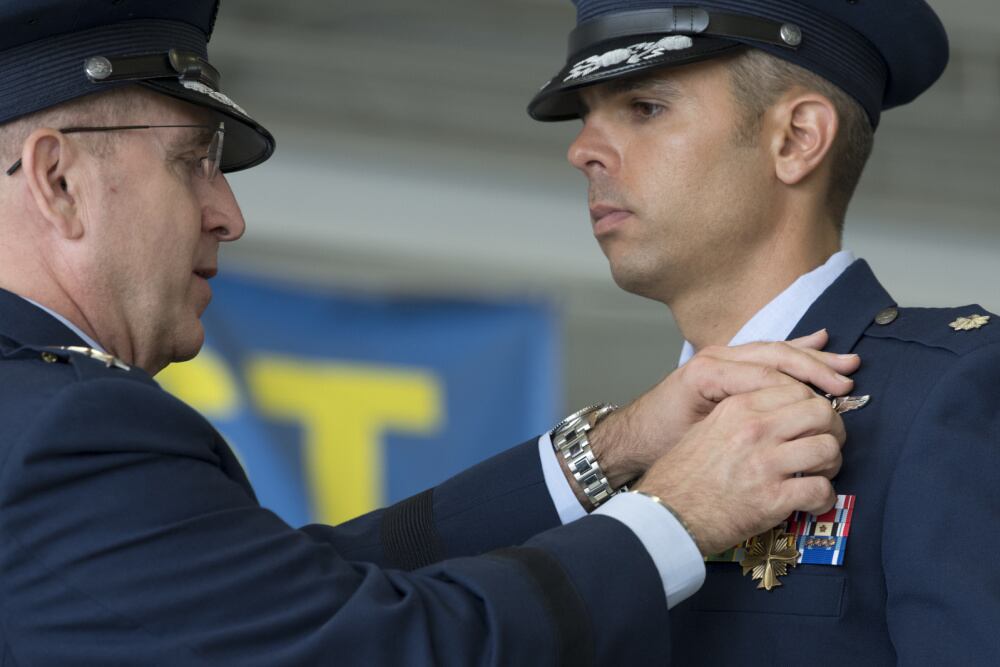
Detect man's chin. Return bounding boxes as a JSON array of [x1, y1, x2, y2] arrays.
[[168, 323, 207, 366], [609, 262, 664, 302]]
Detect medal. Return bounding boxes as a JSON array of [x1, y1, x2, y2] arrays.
[[707, 395, 866, 589], [706, 495, 857, 590], [740, 527, 799, 590]]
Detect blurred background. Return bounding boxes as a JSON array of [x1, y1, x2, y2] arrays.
[[162, 0, 999, 525]]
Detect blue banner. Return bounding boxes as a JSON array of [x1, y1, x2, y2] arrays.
[[158, 271, 560, 528]]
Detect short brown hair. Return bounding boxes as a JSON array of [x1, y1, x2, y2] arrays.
[[726, 48, 874, 229]]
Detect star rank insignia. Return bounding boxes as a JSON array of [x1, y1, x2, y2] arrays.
[[949, 314, 990, 331], [741, 528, 799, 591]]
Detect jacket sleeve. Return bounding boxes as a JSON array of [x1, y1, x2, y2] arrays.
[[882, 341, 1000, 663], [307, 435, 564, 569], [0, 378, 671, 666]]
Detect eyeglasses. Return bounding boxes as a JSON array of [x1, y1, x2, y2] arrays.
[[5, 122, 225, 181]]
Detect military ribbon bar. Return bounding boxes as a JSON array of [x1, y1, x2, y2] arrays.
[[706, 494, 856, 567], [787, 494, 855, 566]]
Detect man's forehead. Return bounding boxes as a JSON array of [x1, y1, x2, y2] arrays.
[[146, 92, 216, 126], [603, 72, 682, 96], [581, 62, 714, 104]]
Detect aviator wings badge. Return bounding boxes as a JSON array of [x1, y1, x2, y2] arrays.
[[831, 394, 870, 414]]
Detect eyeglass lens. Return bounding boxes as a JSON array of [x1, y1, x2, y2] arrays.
[[204, 123, 225, 181]]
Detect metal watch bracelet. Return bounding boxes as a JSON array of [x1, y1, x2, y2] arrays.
[[549, 403, 623, 508]]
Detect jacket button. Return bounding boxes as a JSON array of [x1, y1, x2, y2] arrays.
[[874, 307, 899, 325]]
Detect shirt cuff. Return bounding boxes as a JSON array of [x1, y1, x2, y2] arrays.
[[594, 492, 706, 609], [537, 433, 587, 525]]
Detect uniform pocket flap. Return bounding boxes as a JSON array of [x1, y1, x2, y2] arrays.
[[689, 564, 845, 617]]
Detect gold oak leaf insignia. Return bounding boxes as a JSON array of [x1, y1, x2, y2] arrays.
[[949, 314, 990, 331], [740, 528, 800, 591]]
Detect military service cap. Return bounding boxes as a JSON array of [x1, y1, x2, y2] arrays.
[[528, 0, 950, 128], [0, 0, 273, 172]]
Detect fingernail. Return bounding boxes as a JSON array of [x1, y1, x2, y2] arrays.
[[836, 373, 853, 383], [838, 354, 859, 360], [812, 328, 827, 335]]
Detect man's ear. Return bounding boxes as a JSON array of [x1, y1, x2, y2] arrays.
[[767, 90, 838, 187], [21, 128, 85, 240]]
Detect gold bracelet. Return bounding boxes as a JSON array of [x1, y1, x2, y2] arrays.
[[632, 491, 702, 553]]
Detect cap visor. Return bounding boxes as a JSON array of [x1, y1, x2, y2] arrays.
[[140, 79, 275, 172]]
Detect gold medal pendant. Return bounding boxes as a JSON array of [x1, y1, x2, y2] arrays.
[[740, 528, 800, 591]]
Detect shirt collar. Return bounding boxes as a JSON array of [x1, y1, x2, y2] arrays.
[[17, 295, 106, 352], [678, 250, 857, 366]]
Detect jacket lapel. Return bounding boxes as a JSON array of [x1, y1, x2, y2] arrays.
[[787, 259, 896, 353]]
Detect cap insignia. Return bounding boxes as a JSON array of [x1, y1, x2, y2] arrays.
[[180, 80, 249, 117], [564, 35, 694, 82], [949, 314, 990, 332]]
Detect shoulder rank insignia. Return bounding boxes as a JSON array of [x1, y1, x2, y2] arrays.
[[949, 314, 990, 331], [44, 346, 130, 371]]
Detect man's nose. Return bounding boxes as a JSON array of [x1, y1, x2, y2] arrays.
[[201, 174, 246, 242], [567, 116, 619, 175]]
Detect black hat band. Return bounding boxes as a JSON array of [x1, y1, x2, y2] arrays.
[[83, 50, 221, 92], [569, 7, 801, 55]]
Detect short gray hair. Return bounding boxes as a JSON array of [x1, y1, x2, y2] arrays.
[[0, 87, 154, 172]]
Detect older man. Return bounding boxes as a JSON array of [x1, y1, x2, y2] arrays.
[[529, 0, 1000, 663], [0, 1, 858, 665]]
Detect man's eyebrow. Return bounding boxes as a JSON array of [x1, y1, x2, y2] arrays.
[[606, 76, 682, 99], [171, 126, 215, 152]]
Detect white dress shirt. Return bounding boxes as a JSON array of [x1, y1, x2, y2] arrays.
[[539, 250, 857, 609], [678, 250, 857, 366]]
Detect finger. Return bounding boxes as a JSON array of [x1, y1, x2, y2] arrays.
[[779, 476, 837, 516], [768, 396, 846, 443], [691, 359, 801, 404], [794, 347, 862, 380], [786, 329, 829, 351], [771, 434, 843, 477], [706, 342, 856, 396], [787, 330, 864, 376], [729, 382, 817, 413]]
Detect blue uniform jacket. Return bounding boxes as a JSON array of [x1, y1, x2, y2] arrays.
[[670, 260, 1000, 665], [0, 289, 670, 666]]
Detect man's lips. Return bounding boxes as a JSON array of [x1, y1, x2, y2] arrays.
[[193, 268, 217, 280], [590, 204, 633, 234]]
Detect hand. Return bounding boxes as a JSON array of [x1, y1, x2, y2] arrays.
[[591, 329, 858, 487], [635, 383, 845, 555]]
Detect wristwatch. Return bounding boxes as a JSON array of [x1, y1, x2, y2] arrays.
[[549, 403, 623, 508]]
